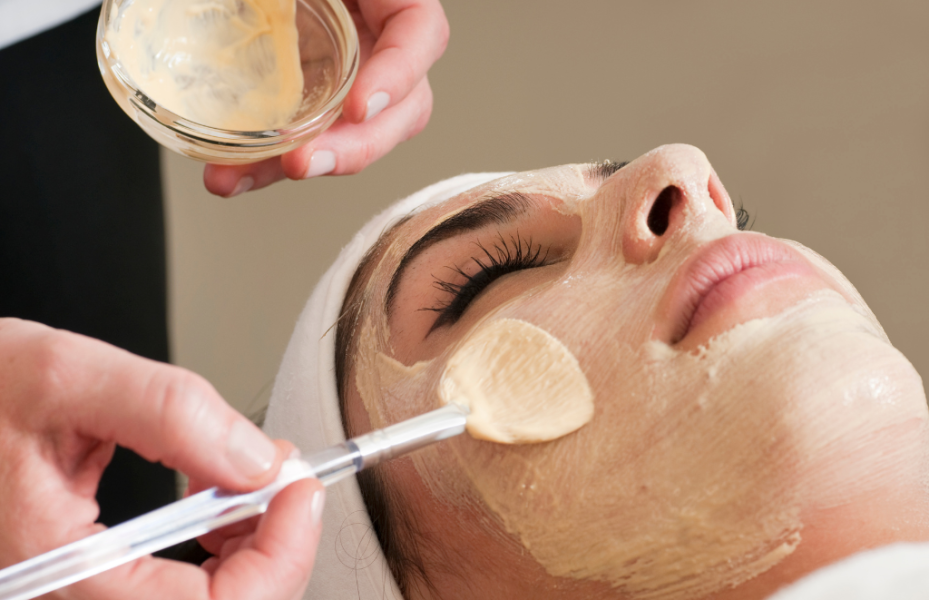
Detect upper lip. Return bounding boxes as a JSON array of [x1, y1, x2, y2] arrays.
[[655, 233, 810, 344]]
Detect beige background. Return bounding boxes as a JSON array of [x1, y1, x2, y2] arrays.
[[162, 0, 929, 416]]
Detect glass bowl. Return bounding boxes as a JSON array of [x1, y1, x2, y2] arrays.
[[96, 0, 359, 164]]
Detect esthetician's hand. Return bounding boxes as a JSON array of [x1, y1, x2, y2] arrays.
[[203, 0, 448, 197], [0, 318, 325, 600]]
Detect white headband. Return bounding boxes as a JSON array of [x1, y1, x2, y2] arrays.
[[264, 172, 511, 599]]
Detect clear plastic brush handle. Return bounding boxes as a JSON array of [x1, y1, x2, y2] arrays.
[[0, 404, 467, 600]]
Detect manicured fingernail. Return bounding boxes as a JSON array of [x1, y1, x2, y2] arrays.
[[226, 420, 277, 478], [304, 150, 335, 178], [365, 91, 390, 121], [310, 489, 326, 527], [227, 176, 253, 197]]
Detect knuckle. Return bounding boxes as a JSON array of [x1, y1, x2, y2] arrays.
[[407, 110, 430, 141], [418, 0, 450, 55], [381, 46, 418, 89], [404, 84, 433, 141], [359, 140, 380, 169], [28, 331, 79, 402], [145, 367, 216, 463], [399, 53, 419, 88], [341, 141, 380, 175], [433, 15, 450, 55]]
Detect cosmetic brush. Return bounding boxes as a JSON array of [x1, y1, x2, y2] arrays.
[[0, 403, 468, 600]]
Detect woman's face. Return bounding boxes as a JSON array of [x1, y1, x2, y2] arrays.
[[346, 145, 928, 599]]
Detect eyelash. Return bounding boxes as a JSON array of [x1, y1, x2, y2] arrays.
[[421, 233, 549, 333]]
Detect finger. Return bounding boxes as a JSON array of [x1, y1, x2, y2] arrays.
[[194, 441, 297, 558], [75, 555, 209, 600], [186, 437, 294, 498], [342, 0, 448, 124], [201, 557, 220, 577], [195, 441, 292, 554], [75, 480, 323, 600], [211, 479, 325, 600], [281, 77, 433, 179], [218, 532, 253, 559], [11, 320, 284, 491], [197, 515, 260, 556], [202, 159, 286, 197]]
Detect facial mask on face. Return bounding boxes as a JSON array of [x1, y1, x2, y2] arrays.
[[439, 318, 594, 443], [107, 0, 304, 130], [334, 150, 929, 600]]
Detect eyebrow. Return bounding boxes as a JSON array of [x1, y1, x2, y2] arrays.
[[383, 160, 629, 317], [585, 159, 629, 182], [385, 192, 533, 316]]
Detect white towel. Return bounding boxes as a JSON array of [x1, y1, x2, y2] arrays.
[[766, 542, 929, 600], [264, 173, 510, 599]]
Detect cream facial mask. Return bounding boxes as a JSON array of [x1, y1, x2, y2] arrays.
[[107, 0, 304, 130], [439, 318, 594, 443], [349, 149, 929, 600]]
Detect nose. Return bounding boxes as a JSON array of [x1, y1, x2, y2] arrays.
[[607, 144, 736, 265]]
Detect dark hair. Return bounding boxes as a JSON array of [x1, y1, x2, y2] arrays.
[[334, 216, 437, 598]]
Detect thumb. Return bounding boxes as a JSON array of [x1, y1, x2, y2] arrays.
[[33, 325, 284, 491]]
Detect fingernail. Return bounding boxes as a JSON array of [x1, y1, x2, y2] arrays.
[[304, 150, 335, 178], [226, 420, 277, 478], [227, 175, 254, 198], [365, 91, 390, 121], [310, 489, 326, 527]]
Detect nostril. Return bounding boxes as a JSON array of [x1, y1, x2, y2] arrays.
[[647, 185, 680, 236]]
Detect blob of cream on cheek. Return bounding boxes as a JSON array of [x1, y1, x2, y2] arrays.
[[107, 0, 304, 130], [439, 318, 594, 443]]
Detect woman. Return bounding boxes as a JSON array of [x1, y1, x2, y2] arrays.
[[264, 144, 929, 599]]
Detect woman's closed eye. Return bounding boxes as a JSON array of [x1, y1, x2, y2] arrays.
[[421, 233, 552, 334]]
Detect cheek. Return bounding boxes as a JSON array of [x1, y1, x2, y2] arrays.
[[437, 278, 921, 596], [439, 318, 594, 444], [353, 318, 446, 430], [443, 320, 809, 597]]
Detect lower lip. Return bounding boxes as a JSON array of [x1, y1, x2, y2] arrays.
[[684, 259, 820, 339]]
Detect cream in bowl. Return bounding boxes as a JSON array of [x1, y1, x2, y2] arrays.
[[96, 0, 358, 164]]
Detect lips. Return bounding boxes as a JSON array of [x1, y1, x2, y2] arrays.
[[656, 234, 825, 345]]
